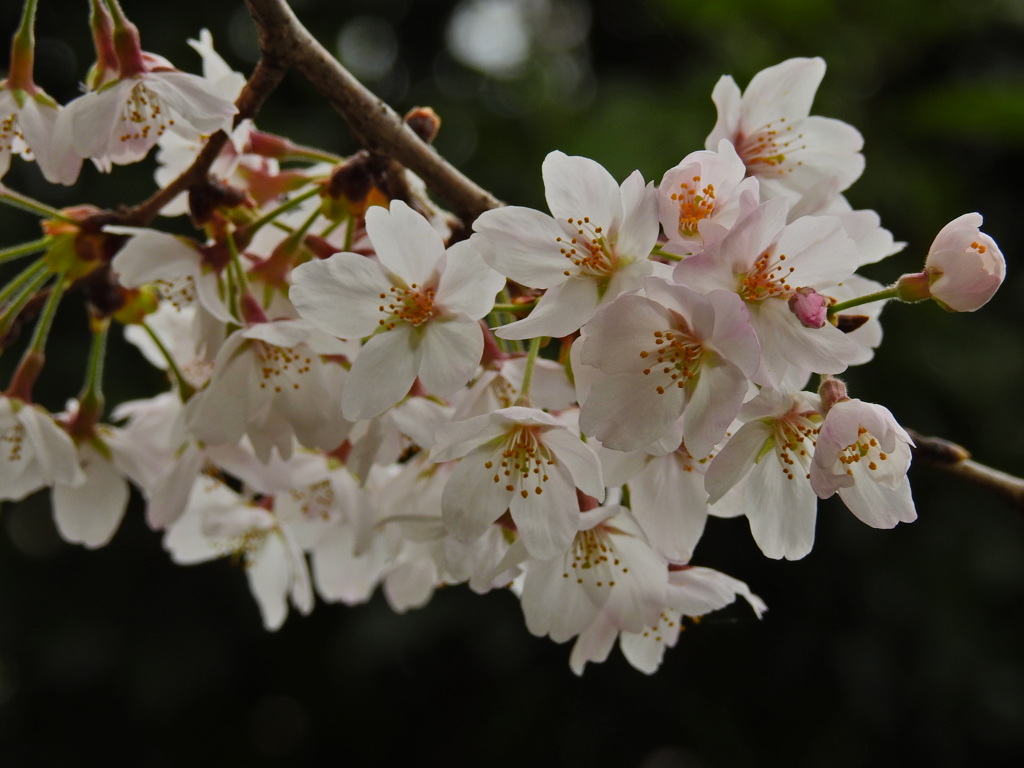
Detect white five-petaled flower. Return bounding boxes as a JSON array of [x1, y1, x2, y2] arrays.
[[430, 406, 605, 560], [0, 397, 85, 502], [810, 398, 916, 528], [575, 277, 760, 458], [706, 57, 864, 206], [704, 388, 823, 560], [472, 150, 659, 339], [54, 53, 237, 170], [291, 200, 505, 420]]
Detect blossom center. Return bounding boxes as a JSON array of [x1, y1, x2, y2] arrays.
[[254, 340, 312, 392], [638, 329, 703, 395], [735, 118, 801, 177], [120, 82, 175, 144], [556, 216, 616, 278], [773, 411, 820, 481], [670, 175, 716, 237], [739, 250, 795, 303], [484, 426, 554, 498], [2, 423, 25, 462], [377, 282, 438, 329], [837, 427, 890, 477], [564, 527, 627, 587]]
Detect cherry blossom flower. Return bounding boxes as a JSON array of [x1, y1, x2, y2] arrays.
[[54, 51, 237, 169], [575, 277, 760, 458], [0, 397, 84, 502], [0, 86, 81, 184], [704, 389, 823, 559], [164, 476, 313, 631], [706, 57, 864, 205], [672, 197, 861, 387], [921, 213, 1005, 312], [183, 318, 352, 462], [291, 200, 504, 420], [430, 406, 605, 560], [472, 150, 659, 339], [658, 139, 760, 255], [518, 504, 668, 645], [810, 398, 916, 528], [573, 565, 766, 675]]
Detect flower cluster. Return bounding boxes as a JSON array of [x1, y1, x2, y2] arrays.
[[0, 4, 1006, 675]]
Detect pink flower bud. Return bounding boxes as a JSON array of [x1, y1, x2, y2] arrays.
[[788, 287, 828, 328], [924, 213, 1005, 312]]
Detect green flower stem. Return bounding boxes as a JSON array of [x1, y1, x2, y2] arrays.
[[26, 273, 66, 354], [491, 302, 536, 313], [651, 244, 683, 262], [517, 336, 543, 403], [142, 321, 195, 401], [7, 0, 37, 90], [827, 286, 899, 315], [0, 185, 71, 220], [0, 257, 47, 305], [0, 261, 50, 339], [79, 318, 109, 408], [0, 237, 51, 265], [244, 186, 322, 237]]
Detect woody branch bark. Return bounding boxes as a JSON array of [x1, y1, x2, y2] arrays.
[[908, 430, 1024, 516], [242, 0, 502, 224]]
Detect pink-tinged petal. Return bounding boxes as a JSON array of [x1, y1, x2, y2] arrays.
[[704, 420, 773, 503], [441, 443, 514, 541], [365, 201, 444, 286], [312, 523, 388, 605], [52, 444, 128, 549], [509, 461, 578, 560], [472, 206, 574, 288], [838, 472, 916, 528], [629, 454, 710, 563], [569, 616, 619, 675], [522, 556, 601, 642], [247, 533, 291, 630], [147, 444, 203, 529], [542, 429, 605, 500], [616, 171, 660, 257], [705, 75, 742, 148], [435, 240, 505, 319], [667, 566, 767, 618], [770, 116, 864, 193], [342, 325, 421, 420], [417, 320, 483, 397], [542, 151, 620, 228], [495, 277, 601, 340], [682, 357, 747, 460], [707, 289, 760, 377], [290, 252, 390, 339], [60, 82, 133, 159], [744, 454, 818, 560], [773, 213, 856, 288], [110, 228, 202, 287], [739, 57, 826, 136], [579, 372, 685, 451], [145, 70, 237, 133], [578, 294, 672, 374], [430, 413, 512, 463]]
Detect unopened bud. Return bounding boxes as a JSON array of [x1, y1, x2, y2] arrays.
[[404, 106, 441, 144], [818, 376, 849, 415], [788, 287, 828, 329]]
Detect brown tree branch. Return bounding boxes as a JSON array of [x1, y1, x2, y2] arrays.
[[908, 429, 1024, 516], [242, 0, 502, 225]]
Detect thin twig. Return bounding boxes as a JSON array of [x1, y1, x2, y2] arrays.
[[908, 428, 1024, 515], [242, 0, 502, 225]]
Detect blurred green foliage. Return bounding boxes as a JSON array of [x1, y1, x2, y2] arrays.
[[1, 1, 1023, 766]]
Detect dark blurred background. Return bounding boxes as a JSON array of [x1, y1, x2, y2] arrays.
[[2, 0, 1023, 766]]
